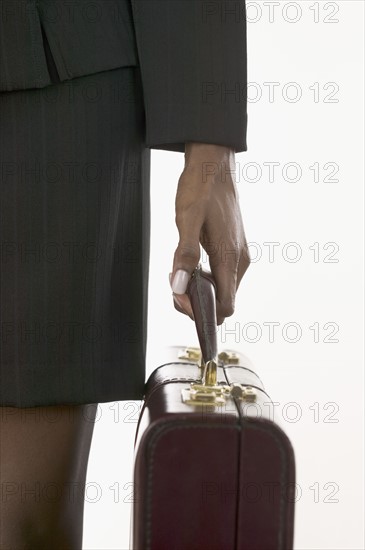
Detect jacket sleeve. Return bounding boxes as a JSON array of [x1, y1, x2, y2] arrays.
[[130, 0, 248, 153]]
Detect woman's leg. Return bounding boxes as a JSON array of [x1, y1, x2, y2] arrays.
[[0, 403, 98, 549]]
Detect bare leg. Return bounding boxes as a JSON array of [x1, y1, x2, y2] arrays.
[[0, 403, 98, 550]]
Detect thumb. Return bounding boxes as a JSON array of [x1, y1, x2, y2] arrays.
[[171, 242, 200, 294]]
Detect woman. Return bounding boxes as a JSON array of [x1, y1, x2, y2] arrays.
[[0, 0, 250, 546]]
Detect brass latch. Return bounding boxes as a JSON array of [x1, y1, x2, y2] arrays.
[[178, 347, 240, 368], [218, 350, 240, 365], [178, 346, 202, 363], [181, 357, 257, 407]]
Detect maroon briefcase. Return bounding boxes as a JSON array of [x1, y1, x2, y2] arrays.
[[130, 264, 296, 550]]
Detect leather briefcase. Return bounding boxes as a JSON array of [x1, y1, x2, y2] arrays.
[[130, 264, 296, 550]]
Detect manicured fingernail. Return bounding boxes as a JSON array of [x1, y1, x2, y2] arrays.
[[171, 269, 190, 294]]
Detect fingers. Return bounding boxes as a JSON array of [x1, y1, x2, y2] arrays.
[[201, 197, 251, 323], [171, 169, 207, 295], [173, 294, 195, 321], [170, 239, 201, 314], [206, 239, 243, 325], [170, 164, 251, 326], [171, 242, 200, 288], [169, 273, 195, 320], [210, 262, 238, 326], [169, 246, 250, 326], [235, 243, 251, 291]]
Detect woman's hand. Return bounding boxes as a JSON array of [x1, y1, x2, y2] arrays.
[[169, 142, 251, 326]]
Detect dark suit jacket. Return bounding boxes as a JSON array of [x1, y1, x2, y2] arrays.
[[0, 0, 248, 153]]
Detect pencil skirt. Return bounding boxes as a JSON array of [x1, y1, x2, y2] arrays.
[[0, 65, 151, 407]]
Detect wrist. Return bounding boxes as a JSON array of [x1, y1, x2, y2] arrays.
[[184, 142, 236, 180], [185, 142, 234, 157]]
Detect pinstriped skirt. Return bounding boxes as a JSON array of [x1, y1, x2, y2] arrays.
[[0, 61, 151, 407]]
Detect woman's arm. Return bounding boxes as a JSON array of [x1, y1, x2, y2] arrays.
[[170, 142, 250, 325], [130, 0, 250, 323]]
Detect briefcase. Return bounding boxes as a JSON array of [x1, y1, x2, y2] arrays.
[[130, 264, 296, 550]]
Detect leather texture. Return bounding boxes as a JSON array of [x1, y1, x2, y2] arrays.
[[131, 268, 295, 549], [132, 349, 296, 550], [186, 264, 218, 363]]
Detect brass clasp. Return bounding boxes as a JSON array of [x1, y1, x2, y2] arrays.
[[218, 350, 240, 365], [177, 346, 202, 363], [181, 355, 257, 406]]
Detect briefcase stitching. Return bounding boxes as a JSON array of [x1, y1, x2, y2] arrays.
[[243, 421, 292, 549], [144, 422, 240, 550], [141, 420, 292, 550], [223, 365, 265, 386]]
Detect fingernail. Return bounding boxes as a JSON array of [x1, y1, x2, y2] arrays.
[[171, 269, 190, 294]]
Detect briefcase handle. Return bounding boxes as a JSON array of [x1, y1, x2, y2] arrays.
[[186, 263, 218, 365], [183, 264, 259, 402]]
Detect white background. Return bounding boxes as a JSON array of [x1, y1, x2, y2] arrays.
[[83, 1, 364, 548]]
